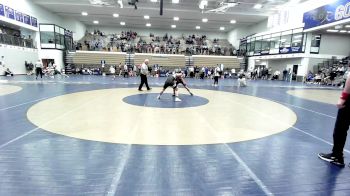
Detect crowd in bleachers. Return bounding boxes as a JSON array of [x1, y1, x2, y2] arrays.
[[305, 60, 349, 87], [75, 30, 236, 56]]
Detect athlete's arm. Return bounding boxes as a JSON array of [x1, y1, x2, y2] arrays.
[[338, 75, 350, 108]]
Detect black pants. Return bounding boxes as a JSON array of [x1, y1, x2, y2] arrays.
[[332, 101, 350, 157], [139, 74, 150, 90], [214, 76, 219, 85], [36, 67, 43, 78]]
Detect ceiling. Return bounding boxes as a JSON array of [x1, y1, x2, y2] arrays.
[[31, 0, 303, 32]]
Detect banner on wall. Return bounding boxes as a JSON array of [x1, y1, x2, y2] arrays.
[[279, 47, 291, 54], [31, 17, 37, 27], [303, 0, 350, 29], [291, 46, 302, 53], [23, 14, 31, 25], [0, 4, 4, 16], [15, 10, 23, 22], [1, 4, 38, 28], [5, 6, 15, 20]]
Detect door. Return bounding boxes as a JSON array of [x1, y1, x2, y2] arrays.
[[292, 64, 298, 81]]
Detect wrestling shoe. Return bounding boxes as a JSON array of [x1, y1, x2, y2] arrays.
[[190, 92, 194, 96], [174, 97, 182, 102], [318, 153, 345, 167], [157, 95, 161, 99], [147, 88, 152, 91]]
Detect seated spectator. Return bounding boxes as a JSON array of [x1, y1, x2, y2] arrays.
[[238, 75, 247, 87], [4, 67, 13, 76]]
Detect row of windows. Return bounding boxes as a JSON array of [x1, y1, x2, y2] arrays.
[[239, 28, 309, 56]]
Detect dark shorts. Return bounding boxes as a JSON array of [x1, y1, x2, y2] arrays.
[[176, 78, 187, 87], [164, 77, 176, 89]]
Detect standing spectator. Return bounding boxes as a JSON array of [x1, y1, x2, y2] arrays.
[[35, 59, 43, 79], [283, 68, 288, 81], [318, 73, 350, 167], [138, 59, 151, 91], [109, 65, 116, 79], [0, 56, 4, 67], [214, 66, 220, 86], [0, 56, 5, 76], [123, 64, 128, 78]]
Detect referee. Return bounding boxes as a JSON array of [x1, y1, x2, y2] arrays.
[[138, 59, 151, 91]]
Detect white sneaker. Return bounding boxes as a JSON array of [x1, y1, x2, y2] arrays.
[[175, 97, 181, 102]]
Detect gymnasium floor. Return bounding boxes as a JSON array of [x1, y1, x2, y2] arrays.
[[0, 75, 349, 196]]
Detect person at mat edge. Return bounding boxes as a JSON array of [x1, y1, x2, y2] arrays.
[[318, 73, 350, 167]]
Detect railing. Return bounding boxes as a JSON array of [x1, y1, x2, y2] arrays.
[[0, 34, 36, 48]]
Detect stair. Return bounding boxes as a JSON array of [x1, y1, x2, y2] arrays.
[[185, 55, 193, 67]]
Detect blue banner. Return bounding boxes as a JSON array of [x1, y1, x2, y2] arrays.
[[279, 47, 291, 54], [0, 4, 4, 16], [303, 0, 350, 29], [5, 6, 14, 20], [23, 14, 31, 25], [31, 16, 37, 27], [15, 11, 23, 22]]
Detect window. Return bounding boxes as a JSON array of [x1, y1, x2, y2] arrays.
[[279, 30, 292, 48], [261, 34, 271, 53], [40, 24, 67, 50], [269, 33, 280, 54], [254, 36, 262, 54], [311, 34, 321, 54]]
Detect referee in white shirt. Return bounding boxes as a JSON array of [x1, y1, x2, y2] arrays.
[[138, 59, 151, 91]]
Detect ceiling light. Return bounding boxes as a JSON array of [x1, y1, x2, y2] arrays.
[[339, 30, 347, 33], [230, 20, 236, 24], [345, 25, 350, 28], [220, 27, 225, 30], [93, 20, 99, 24], [254, 4, 263, 9], [202, 18, 208, 23], [120, 22, 125, 25], [150, 0, 157, 2], [326, 29, 338, 32], [174, 17, 179, 21], [172, 0, 179, 3], [82, 12, 88, 16], [335, 25, 343, 29], [146, 23, 151, 27], [113, 13, 119, 17], [144, 15, 150, 19], [171, 25, 176, 28], [196, 26, 200, 29]]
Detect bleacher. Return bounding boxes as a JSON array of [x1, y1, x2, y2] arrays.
[[71, 51, 126, 65], [67, 51, 240, 70], [193, 55, 240, 68], [134, 54, 185, 67]]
